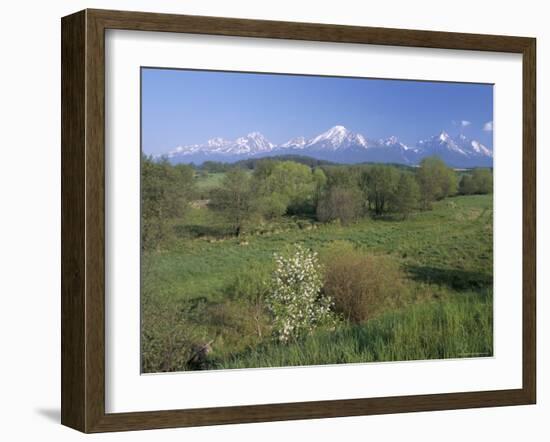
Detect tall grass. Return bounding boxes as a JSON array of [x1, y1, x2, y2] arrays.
[[218, 291, 492, 369]]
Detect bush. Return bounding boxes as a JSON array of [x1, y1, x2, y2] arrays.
[[141, 294, 202, 372], [321, 242, 407, 323], [266, 245, 335, 342]]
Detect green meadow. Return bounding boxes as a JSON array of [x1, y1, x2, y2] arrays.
[[141, 158, 493, 372]]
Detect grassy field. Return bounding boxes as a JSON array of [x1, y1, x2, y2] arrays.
[[141, 173, 493, 372]]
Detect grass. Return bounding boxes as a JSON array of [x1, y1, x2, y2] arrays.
[[194, 172, 227, 191], [145, 194, 492, 302], [142, 193, 493, 371], [217, 291, 493, 369]]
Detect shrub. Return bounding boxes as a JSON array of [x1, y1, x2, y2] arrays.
[[266, 245, 335, 342], [141, 294, 202, 372], [321, 242, 407, 323]]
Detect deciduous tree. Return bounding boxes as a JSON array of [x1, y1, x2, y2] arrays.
[[209, 168, 253, 237], [392, 172, 420, 219]]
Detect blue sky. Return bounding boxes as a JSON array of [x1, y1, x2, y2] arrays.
[[141, 68, 493, 155]]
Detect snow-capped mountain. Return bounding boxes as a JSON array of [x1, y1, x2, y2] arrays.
[[280, 136, 307, 149], [413, 131, 493, 168], [161, 126, 492, 168], [303, 125, 368, 151], [166, 132, 274, 163]]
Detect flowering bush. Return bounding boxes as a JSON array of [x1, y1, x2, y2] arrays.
[[267, 245, 334, 342]]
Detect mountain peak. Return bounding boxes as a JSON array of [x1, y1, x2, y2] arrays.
[[384, 135, 399, 145], [320, 125, 349, 138], [163, 125, 492, 168], [439, 131, 450, 142], [246, 131, 266, 139], [207, 137, 230, 147], [233, 132, 274, 152], [281, 136, 307, 149], [308, 125, 355, 149]]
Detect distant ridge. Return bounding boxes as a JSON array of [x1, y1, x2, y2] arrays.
[[159, 125, 493, 168]]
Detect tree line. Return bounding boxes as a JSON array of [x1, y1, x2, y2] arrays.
[[141, 154, 492, 247]]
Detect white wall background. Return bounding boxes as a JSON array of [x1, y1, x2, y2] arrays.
[[0, 0, 547, 440]]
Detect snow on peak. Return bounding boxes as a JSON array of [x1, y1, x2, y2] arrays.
[[207, 137, 230, 147], [162, 126, 492, 167], [439, 131, 450, 142], [281, 136, 307, 149], [308, 125, 367, 150], [415, 132, 493, 160], [234, 132, 274, 152], [354, 133, 368, 147], [471, 140, 492, 156], [312, 125, 349, 142], [330, 125, 348, 132]]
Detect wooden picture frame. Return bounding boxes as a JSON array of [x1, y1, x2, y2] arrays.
[[61, 8, 536, 433]]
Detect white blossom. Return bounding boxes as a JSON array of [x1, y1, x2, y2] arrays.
[[266, 245, 334, 342]]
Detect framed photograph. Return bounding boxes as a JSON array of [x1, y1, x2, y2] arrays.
[[61, 9, 536, 433]]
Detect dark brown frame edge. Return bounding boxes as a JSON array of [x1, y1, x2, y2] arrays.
[[61, 8, 536, 433]]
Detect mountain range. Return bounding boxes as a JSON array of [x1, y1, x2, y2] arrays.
[[160, 125, 493, 168]]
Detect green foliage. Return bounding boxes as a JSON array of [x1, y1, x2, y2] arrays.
[[321, 242, 407, 323], [200, 161, 233, 173], [322, 165, 362, 188], [234, 154, 337, 169], [363, 165, 400, 215], [253, 161, 320, 217], [392, 172, 420, 218], [459, 168, 493, 195], [253, 193, 289, 219], [316, 185, 363, 224], [458, 174, 476, 195], [141, 156, 194, 250], [312, 167, 328, 203], [209, 168, 254, 236], [141, 291, 202, 372], [225, 265, 272, 304], [416, 156, 458, 209]]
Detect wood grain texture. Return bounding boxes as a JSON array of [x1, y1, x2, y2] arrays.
[[61, 8, 537, 433], [522, 38, 537, 404], [61, 10, 86, 431]]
